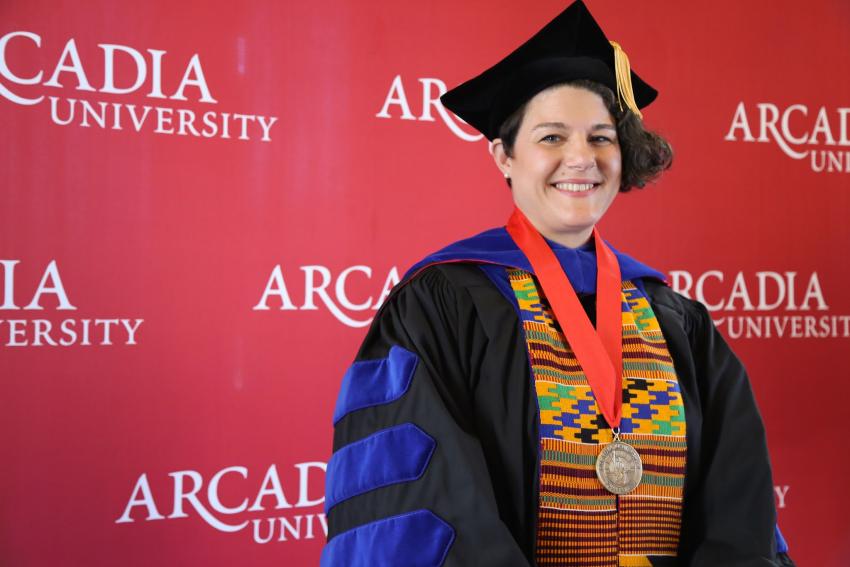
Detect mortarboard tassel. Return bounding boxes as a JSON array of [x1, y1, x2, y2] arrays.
[[609, 41, 643, 120]]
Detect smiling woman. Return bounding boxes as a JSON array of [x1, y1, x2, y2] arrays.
[[497, 79, 673, 193], [322, 1, 795, 566], [493, 84, 626, 248]]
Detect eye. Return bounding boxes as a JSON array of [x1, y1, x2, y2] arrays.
[[590, 135, 616, 144], [539, 133, 563, 143]]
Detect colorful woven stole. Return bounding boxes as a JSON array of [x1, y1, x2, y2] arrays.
[[508, 269, 687, 567]]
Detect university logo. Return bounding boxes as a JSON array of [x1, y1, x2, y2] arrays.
[[253, 264, 400, 328], [116, 462, 327, 544], [725, 102, 850, 173], [0, 31, 278, 141], [375, 75, 483, 142], [0, 259, 143, 347], [774, 485, 790, 510], [669, 269, 849, 340]]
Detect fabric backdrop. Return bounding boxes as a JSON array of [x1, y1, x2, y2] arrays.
[[2, 1, 848, 565]]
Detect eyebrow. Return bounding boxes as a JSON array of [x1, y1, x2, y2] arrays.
[[531, 122, 616, 132]]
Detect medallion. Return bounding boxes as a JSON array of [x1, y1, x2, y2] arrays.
[[596, 440, 643, 495]]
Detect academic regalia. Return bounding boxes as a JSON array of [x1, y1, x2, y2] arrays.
[[321, 228, 794, 567], [322, 1, 793, 564]]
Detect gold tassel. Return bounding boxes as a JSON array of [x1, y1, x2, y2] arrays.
[[609, 40, 643, 120]]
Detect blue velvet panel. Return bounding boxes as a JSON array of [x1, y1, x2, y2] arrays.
[[775, 524, 788, 554], [403, 226, 666, 292], [325, 423, 436, 512], [333, 345, 419, 425], [320, 509, 455, 567]]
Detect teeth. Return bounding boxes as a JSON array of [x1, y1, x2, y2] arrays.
[[554, 182, 595, 192]]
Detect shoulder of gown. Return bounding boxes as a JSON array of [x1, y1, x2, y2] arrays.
[[323, 262, 536, 567]]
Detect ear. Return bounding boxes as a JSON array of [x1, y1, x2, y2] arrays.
[[491, 138, 512, 178]]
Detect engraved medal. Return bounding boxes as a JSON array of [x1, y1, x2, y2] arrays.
[[595, 429, 642, 495]]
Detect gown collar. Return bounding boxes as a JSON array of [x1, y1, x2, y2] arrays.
[[403, 226, 666, 295]]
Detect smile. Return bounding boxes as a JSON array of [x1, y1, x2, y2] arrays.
[[552, 182, 599, 193]]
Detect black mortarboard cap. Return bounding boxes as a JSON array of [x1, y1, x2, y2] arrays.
[[441, 0, 657, 140]]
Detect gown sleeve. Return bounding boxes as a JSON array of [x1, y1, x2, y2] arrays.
[[321, 266, 533, 567], [682, 299, 795, 567]]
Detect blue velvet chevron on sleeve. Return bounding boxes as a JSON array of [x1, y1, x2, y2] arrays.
[[333, 345, 419, 424], [325, 423, 436, 512], [320, 509, 455, 567]]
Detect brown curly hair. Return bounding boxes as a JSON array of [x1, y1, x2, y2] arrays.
[[497, 80, 673, 191]]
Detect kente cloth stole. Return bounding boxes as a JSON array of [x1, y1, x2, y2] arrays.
[[508, 269, 687, 567]]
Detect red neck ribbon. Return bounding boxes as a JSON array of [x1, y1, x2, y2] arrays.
[[506, 207, 624, 429]]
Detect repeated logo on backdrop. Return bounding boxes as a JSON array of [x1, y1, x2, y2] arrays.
[[376, 75, 482, 141], [252, 264, 400, 328], [725, 102, 850, 173], [670, 269, 849, 340], [775, 485, 790, 510], [116, 461, 327, 544], [0, 259, 143, 347], [0, 31, 278, 141]]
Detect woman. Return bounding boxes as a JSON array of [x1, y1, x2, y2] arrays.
[[322, 2, 793, 565]]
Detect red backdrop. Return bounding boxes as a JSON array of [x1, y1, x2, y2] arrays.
[[2, 1, 848, 565]]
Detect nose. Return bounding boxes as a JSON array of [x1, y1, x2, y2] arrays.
[[562, 138, 596, 171]]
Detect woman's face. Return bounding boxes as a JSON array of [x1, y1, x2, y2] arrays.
[[494, 85, 622, 247]]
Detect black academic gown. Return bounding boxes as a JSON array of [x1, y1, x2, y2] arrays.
[[321, 229, 793, 567]]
